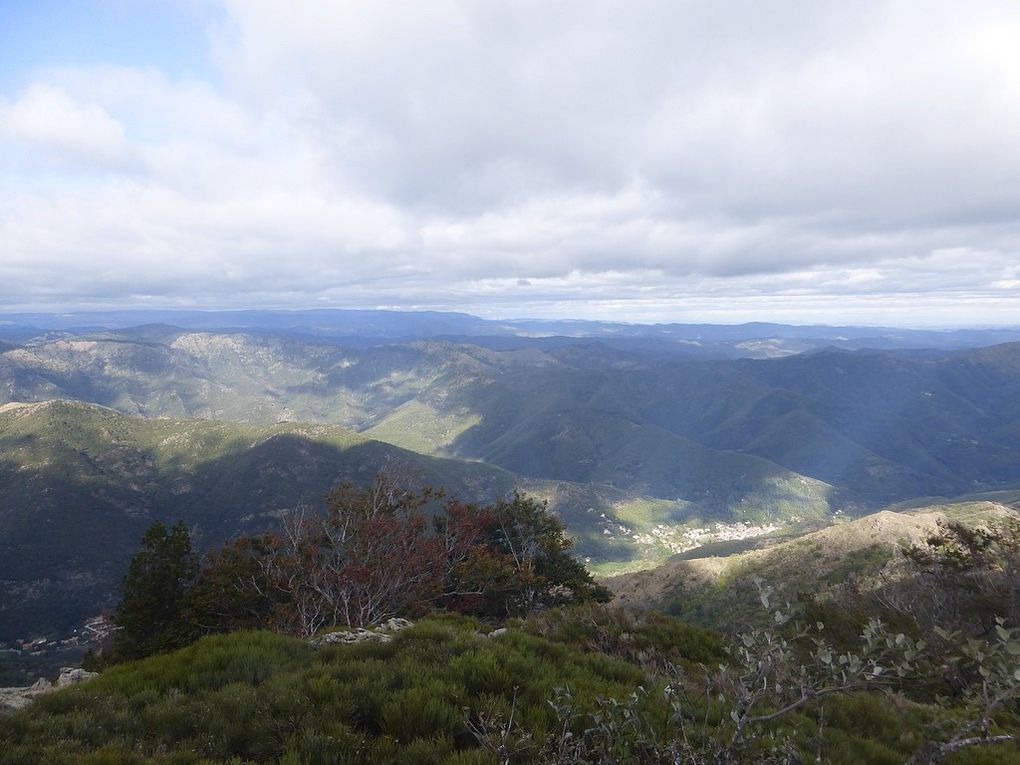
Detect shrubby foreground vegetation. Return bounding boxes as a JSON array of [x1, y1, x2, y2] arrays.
[[4, 482, 1020, 763], [2, 609, 1017, 764]]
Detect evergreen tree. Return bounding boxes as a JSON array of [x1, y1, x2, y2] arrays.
[[489, 492, 611, 615], [112, 520, 197, 660]]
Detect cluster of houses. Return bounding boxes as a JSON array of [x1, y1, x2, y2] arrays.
[[0, 615, 116, 657]]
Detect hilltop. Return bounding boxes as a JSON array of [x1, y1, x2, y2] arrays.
[[2, 612, 1016, 764]]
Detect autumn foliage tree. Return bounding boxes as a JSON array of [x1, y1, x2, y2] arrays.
[[187, 478, 608, 638]]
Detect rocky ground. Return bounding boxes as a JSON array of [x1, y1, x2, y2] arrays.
[[0, 667, 98, 713]]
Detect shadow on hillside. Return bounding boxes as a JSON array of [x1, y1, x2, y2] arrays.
[[0, 433, 522, 644]]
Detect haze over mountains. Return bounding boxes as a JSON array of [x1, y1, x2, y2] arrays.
[[3, 310, 1020, 643], [4, 309, 1020, 353]]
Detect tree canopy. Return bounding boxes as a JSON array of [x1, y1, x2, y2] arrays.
[[112, 520, 197, 660], [115, 479, 610, 655]]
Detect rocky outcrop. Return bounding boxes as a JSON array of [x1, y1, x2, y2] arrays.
[[309, 618, 413, 646], [0, 678, 51, 712], [308, 619, 515, 647], [0, 668, 98, 714], [57, 667, 99, 687]]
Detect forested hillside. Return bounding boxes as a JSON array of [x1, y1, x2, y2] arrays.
[[0, 400, 826, 642], [7, 328, 1020, 507], [7, 324, 1020, 647]]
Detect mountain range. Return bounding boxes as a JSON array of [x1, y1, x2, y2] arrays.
[[4, 322, 1020, 503], [4, 311, 1020, 644], [3, 308, 1020, 355], [0, 398, 830, 641]]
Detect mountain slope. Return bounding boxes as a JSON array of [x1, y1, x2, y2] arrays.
[[607, 500, 1020, 630], [0, 400, 834, 641], [0, 400, 523, 640], [7, 331, 1020, 513]]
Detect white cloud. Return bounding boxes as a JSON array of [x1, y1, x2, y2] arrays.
[[1, 0, 1020, 325], [0, 84, 131, 167]]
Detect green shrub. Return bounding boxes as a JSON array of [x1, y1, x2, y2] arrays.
[[3, 614, 1018, 764], [442, 750, 499, 765], [77, 746, 147, 765], [523, 603, 725, 666], [377, 684, 462, 743]]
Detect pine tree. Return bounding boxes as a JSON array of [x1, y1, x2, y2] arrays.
[[112, 520, 197, 660]]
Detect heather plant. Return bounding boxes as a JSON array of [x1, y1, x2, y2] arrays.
[[0, 617, 649, 764], [522, 603, 725, 669]]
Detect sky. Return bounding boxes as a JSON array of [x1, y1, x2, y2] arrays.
[[2, 1, 1020, 327]]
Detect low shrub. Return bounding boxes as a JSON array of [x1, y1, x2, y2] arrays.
[[3, 611, 1018, 764]]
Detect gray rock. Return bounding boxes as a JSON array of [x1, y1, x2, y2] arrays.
[[377, 617, 413, 632], [0, 690, 32, 712], [309, 619, 413, 647], [56, 667, 98, 688], [0, 676, 60, 713], [310, 628, 392, 646]]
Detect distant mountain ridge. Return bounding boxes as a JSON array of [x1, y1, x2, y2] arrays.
[[3, 309, 1019, 354]]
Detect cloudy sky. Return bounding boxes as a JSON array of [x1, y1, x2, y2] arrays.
[[2, 0, 1020, 326]]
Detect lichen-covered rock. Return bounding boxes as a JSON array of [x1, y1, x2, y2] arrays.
[[310, 628, 392, 646], [28, 678, 53, 692], [0, 689, 32, 712], [309, 618, 413, 647], [376, 617, 413, 632]]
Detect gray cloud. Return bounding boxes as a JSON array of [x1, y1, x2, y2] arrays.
[[1, 1, 1019, 325]]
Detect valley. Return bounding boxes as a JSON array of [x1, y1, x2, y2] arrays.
[[608, 499, 1020, 630], [5, 318, 1020, 506], [3, 312, 1020, 686], [0, 398, 831, 645], [8, 5, 1020, 758]]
